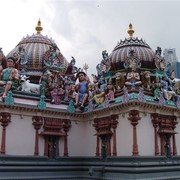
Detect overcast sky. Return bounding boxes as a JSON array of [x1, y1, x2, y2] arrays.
[[0, 0, 180, 76]]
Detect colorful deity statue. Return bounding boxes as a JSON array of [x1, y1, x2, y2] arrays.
[[105, 78, 115, 101], [152, 76, 162, 100], [12, 45, 28, 72], [0, 57, 19, 99], [141, 71, 151, 91], [48, 44, 60, 66], [93, 83, 105, 105], [0, 48, 6, 74], [161, 76, 176, 101], [50, 86, 64, 104], [43, 44, 66, 73], [88, 83, 94, 101], [124, 49, 142, 89], [125, 68, 142, 88], [17, 45, 29, 65], [39, 70, 53, 97], [115, 72, 125, 90], [68, 84, 77, 101], [168, 70, 176, 90], [75, 71, 89, 110], [64, 76, 73, 101], [175, 81, 180, 96], [154, 47, 166, 72], [70, 56, 80, 74], [102, 50, 108, 61]]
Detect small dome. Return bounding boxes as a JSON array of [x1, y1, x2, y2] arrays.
[[7, 20, 69, 77], [108, 24, 156, 71], [109, 37, 156, 71]]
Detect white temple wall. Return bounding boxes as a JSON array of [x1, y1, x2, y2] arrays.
[[6, 114, 34, 155], [137, 113, 154, 156], [59, 136, 64, 156], [68, 120, 96, 156], [3, 111, 179, 157], [116, 114, 133, 156], [38, 127, 45, 156], [83, 121, 96, 156]]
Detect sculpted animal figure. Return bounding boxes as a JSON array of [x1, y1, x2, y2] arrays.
[[20, 75, 40, 94]]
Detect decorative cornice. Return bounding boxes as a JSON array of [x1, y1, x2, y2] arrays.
[[150, 113, 178, 135], [0, 100, 179, 121], [93, 115, 118, 137]]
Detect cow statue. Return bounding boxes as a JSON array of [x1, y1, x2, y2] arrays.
[[20, 75, 40, 94]]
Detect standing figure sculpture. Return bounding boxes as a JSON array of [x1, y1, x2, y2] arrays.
[[75, 71, 89, 110], [0, 57, 19, 99], [152, 76, 161, 100], [17, 45, 29, 65], [105, 78, 115, 101]]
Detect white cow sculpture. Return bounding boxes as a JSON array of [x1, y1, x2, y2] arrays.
[[20, 75, 40, 94]]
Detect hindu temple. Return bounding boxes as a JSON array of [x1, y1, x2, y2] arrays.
[[0, 20, 179, 179]]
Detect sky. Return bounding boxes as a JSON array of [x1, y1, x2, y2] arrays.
[[0, 0, 180, 76]]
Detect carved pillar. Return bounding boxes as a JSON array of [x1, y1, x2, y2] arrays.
[[44, 136, 48, 156], [158, 115, 177, 157], [107, 137, 111, 156], [128, 110, 141, 156], [93, 116, 118, 158], [32, 116, 43, 156], [93, 119, 100, 157], [111, 116, 118, 156], [151, 113, 160, 156], [172, 118, 178, 156], [0, 112, 11, 154], [63, 120, 71, 156], [96, 136, 100, 156], [160, 134, 165, 156]]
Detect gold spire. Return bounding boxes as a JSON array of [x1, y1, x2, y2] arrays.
[[127, 23, 134, 37], [35, 19, 43, 34]]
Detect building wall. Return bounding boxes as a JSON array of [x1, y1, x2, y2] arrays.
[[38, 131, 44, 156], [6, 114, 35, 155], [116, 114, 133, 156], [137, 113, 154, 156], [68, 120, 96, 156], [116, 113, 154, 156], [163, 48, 177, 68], [5, 114, 97, 157], [2, 111, 179, 157], [175, 62, 180, 79]]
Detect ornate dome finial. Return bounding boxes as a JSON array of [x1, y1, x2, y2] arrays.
[[127, 23, 134, 37], [35, 19, 43, 34]]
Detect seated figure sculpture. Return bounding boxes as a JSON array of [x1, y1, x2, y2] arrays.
[[0, 57, 19, 99], [125, 65, 142, 89], [124, 50, 142, 89], [93, 83, 105, 105]]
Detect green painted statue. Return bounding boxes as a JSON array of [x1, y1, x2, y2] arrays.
[[0, 57, 19, 100]]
